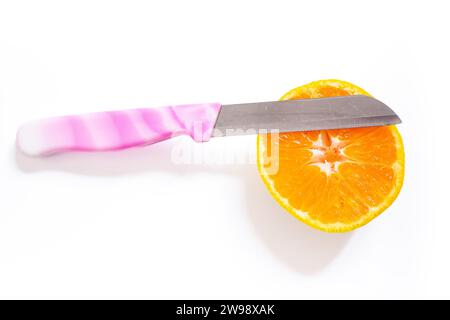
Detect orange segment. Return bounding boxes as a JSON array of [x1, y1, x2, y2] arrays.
[[257, 79, 404, 232]]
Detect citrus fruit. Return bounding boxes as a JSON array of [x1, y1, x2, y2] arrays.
[[257, 79, 404, 232]]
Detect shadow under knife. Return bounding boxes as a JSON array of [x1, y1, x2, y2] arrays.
[[15, 139, 352, 274]]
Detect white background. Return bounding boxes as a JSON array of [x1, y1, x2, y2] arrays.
[[0, 0, 448, 299]]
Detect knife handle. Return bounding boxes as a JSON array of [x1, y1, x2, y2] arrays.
[[17, 103, 222, 156]]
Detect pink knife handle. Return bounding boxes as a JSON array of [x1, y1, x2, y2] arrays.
[[17, 103, 222, 156]]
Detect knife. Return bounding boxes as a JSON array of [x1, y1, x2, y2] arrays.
[[17, 95, 401, 156]]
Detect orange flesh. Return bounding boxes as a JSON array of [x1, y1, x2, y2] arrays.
[[258, 80, 404, 231]]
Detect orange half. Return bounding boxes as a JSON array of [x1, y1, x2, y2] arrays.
[[257, 79, 405, 232]]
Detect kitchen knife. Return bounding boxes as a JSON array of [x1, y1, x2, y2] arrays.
[[17, 95, 401, 156]]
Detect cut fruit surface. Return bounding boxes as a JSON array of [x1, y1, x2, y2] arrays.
[[257, 79, 404, 232]]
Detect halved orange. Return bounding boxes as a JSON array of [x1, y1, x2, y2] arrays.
[[257, 79, 404, 232]]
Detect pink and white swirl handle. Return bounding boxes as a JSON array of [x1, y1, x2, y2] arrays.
[[17, 103, 222, 156]]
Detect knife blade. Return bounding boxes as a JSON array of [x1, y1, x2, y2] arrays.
[[17, 95, 401, 156], [213, 95, 400, 136]]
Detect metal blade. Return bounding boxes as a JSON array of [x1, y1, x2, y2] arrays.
[[212, 95, 401, 136]]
